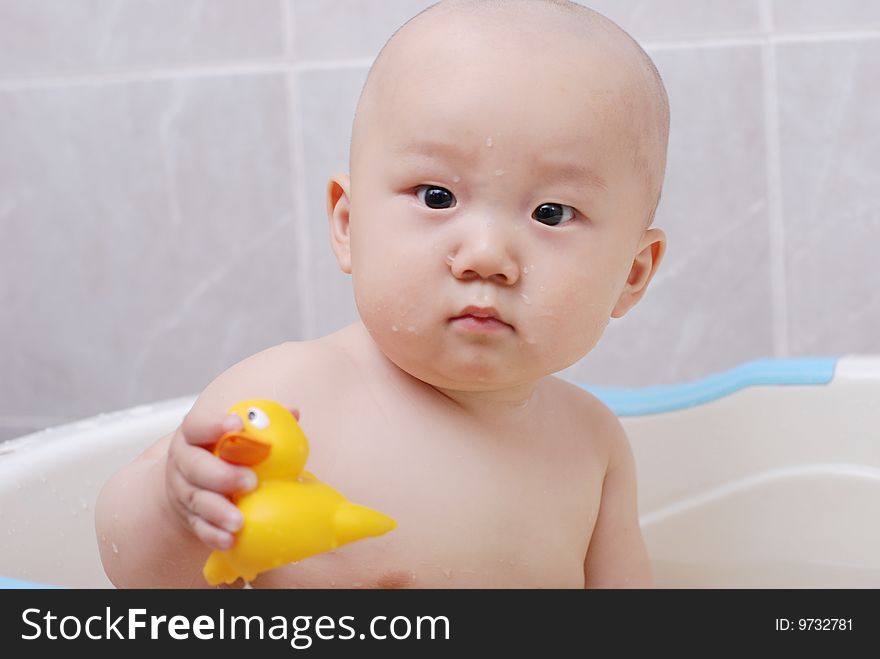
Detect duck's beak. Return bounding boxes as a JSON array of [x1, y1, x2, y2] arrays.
[[215, 432, 271, 466]]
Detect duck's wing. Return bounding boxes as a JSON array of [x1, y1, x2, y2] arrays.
[[299, 470, 319, 483]]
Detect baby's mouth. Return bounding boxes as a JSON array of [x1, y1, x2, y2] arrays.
[[449, 305, 514, 331]]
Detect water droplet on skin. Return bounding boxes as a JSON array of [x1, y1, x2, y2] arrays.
[[101, 535, 107, 543], [445, 254, 455, 266], [539, 285, 545, 291], [452, 175, 461, 183], [494, 169, 505, 176], [392, 325, 398, 332], [485, 137, 493, 147], [523, 265, 530, 274], [520, 293, 531, 305], [112, 542, 119, 554], [407, 326, 416, 333]]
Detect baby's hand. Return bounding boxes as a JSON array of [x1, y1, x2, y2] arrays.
[[164, 410, 257, 551]]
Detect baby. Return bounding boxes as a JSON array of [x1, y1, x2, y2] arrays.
[[96, 0, 669, 588]]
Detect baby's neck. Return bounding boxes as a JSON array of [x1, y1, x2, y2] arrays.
[[430, 381, 541, 425]]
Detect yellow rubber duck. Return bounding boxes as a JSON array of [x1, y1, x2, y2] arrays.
[[202, 399, 396, 586]]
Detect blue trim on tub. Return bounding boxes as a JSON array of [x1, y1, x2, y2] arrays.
[[580, 357, 839, 417], [0, 576, 59, 589]]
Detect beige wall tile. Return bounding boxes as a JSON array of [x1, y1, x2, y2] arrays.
[[0, 0, 285, 79], [295, 67, 368, 339], [773, 0, 880, 31], [0, 75, 299, 418], [777, 39, 880, 354], [290, 0, 435, 60], [580, 0, 762, 40]]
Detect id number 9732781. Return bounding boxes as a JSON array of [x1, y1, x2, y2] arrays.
[[775, 618, 852, 631]]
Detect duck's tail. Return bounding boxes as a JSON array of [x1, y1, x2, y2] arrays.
[[334, 502, 396, 547]]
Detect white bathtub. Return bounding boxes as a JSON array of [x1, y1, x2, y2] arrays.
[[1, 356, 879, 588]]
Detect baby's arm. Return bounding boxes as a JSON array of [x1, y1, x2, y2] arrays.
[[95, 341, 312, 588], [583, 411, 653, 588]]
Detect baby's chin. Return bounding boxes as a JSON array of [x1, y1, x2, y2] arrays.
[[364, 320, 564, 390]]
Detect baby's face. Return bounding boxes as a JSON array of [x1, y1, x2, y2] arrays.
[[334, 21, 661, 392]]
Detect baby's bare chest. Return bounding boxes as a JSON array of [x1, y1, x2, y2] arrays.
[[254, 376, 606, 588]]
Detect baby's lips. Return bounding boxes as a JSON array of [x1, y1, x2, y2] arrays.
[[215, 433, 271, 466]]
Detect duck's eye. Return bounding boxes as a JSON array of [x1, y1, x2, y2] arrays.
[[532, 202, 576, 226], [246, 407, 270, 429], [416, 185, 456, 209]]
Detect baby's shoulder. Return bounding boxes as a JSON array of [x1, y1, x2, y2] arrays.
[[544, 376, 629, 465], [192, 337, 349, 420]]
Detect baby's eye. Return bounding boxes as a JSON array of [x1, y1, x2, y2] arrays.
[[246, 407, 270, 429], [415, 185, 456, 209], [532, 202, 576, 227]]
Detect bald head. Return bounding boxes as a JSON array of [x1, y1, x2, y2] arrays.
[[350, 0, 670, 226]]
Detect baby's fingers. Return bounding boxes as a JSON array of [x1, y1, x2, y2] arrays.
[[191, 516, 236, 552], [190, 489, 243, 536], [177, 442, 256, 495], [181, 410, 243, 448], [167, 471, 241, 551]]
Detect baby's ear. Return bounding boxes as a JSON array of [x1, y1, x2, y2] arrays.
[[327, 173, 353, 274], [611, 228, 666, 318]]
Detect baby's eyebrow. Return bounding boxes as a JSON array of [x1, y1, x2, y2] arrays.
[[394, 140, 607, 191], [393, 140, 479, 163], [533, 158, 608, 191]]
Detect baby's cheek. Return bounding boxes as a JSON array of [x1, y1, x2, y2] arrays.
[[541, 283, 611, 360], [355, 260, 430, 334]]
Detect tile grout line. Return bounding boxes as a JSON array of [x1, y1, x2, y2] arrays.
[[1, 29, 879, 91], [282, 0, 316, 340], [643, 27, 880, 50], [759, 0, 790, 357]]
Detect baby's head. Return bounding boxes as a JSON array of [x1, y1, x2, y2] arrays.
[[327, 0, 669, 394]]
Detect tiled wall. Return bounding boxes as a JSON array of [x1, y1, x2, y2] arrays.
[[1, 0, 878, 440]]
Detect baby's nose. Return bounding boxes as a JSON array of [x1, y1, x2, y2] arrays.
[[448, 219, 519, 285]]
